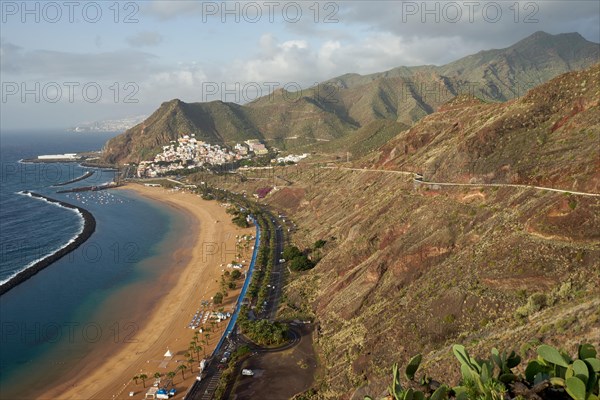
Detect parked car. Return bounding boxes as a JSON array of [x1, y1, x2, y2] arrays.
[[242, 369, 254, 376]]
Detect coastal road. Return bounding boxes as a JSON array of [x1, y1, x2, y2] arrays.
[[264, 211, 286, 322], [413, 178, 600, 197], [321, 166, 600, 197], [321, 165, 414, 176]]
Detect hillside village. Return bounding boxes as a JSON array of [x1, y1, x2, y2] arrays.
[[137, 135, 308, 177]]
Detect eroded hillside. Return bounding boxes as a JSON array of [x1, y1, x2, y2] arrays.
[[179, 65, 600, 399], [264, 166, 599, 399], [372, 64, 600, 193]]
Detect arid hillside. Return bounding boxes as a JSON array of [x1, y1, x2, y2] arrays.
[[372, 64, 600, 194], [181, 65, 600, 399]]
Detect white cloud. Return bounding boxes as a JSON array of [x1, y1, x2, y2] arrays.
[[223, 32, 478, 88], [140, 64, 209, 102], [280, 40, 308, 50]]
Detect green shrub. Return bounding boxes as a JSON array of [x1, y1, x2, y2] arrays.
[[290, 256, 314, 272], [231, 270, 242, 280], [314, 239, 327, 249], [516, 292, 547, 318], [366, 343, 600, 400], [283, 245, 302, 260], [213, 292, 224, 304]]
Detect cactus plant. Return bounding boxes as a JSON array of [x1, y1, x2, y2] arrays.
[[366, 343, 599, 400], [406, 354, 423, 381], [531, 343, 600, 399]]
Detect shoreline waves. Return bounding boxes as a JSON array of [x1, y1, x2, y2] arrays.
[[0, 191, 96, 295]]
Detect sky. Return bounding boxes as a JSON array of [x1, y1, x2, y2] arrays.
[[1, 0, 599, 131]]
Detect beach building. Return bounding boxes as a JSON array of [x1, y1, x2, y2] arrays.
[[145, 387, 159, 399], [38, 153, 79, 160]]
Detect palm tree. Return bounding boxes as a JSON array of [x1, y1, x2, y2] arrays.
[[177, 364, 187, 380], [132, 375, 139, 385], [187, 357, 195, 373], [167, 371, 176, 383], [139, 373, 148, 388], [154, 372, 162, 381], [194, 344, 203, 360]]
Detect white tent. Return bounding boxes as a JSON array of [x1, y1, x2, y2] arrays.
[[164, 349, 172, 357]]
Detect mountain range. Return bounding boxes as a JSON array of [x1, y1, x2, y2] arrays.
[[102, 31, 599, 164]]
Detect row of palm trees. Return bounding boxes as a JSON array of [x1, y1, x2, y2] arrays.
[[132, 368, 185, 388], [132, 326, 217, 388]]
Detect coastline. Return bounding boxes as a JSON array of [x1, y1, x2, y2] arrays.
[[0, 192, 96, 296], [42, 183, 253, 400]]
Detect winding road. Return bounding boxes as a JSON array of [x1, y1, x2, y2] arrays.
[[321, 166, 600, 197]]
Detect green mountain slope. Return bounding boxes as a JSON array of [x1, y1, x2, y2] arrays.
[[102, 99, 261, 163], [102, 31, 599, 164], [323, 31, 599, 125]]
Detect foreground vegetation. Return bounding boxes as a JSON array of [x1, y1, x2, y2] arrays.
[[367, 343, 599, 400]]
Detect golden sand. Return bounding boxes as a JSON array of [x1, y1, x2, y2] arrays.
[[44, 183, 253, 399]]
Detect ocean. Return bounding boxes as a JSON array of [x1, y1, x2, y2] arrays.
[[0, 131, 187, 398]]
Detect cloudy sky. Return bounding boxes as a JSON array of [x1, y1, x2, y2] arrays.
[[1, 0, 599, 130]]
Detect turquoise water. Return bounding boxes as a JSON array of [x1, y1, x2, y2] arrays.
[[0, 131, 188, 398]]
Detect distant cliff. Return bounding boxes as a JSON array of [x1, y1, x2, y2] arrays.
[[70, 115, 147, 133]]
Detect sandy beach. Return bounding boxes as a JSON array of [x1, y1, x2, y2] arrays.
[[43, 183, 253, 400]]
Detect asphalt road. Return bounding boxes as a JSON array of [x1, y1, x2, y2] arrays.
[[321, 166, 600, 197], [264, 211, 286, 322]]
